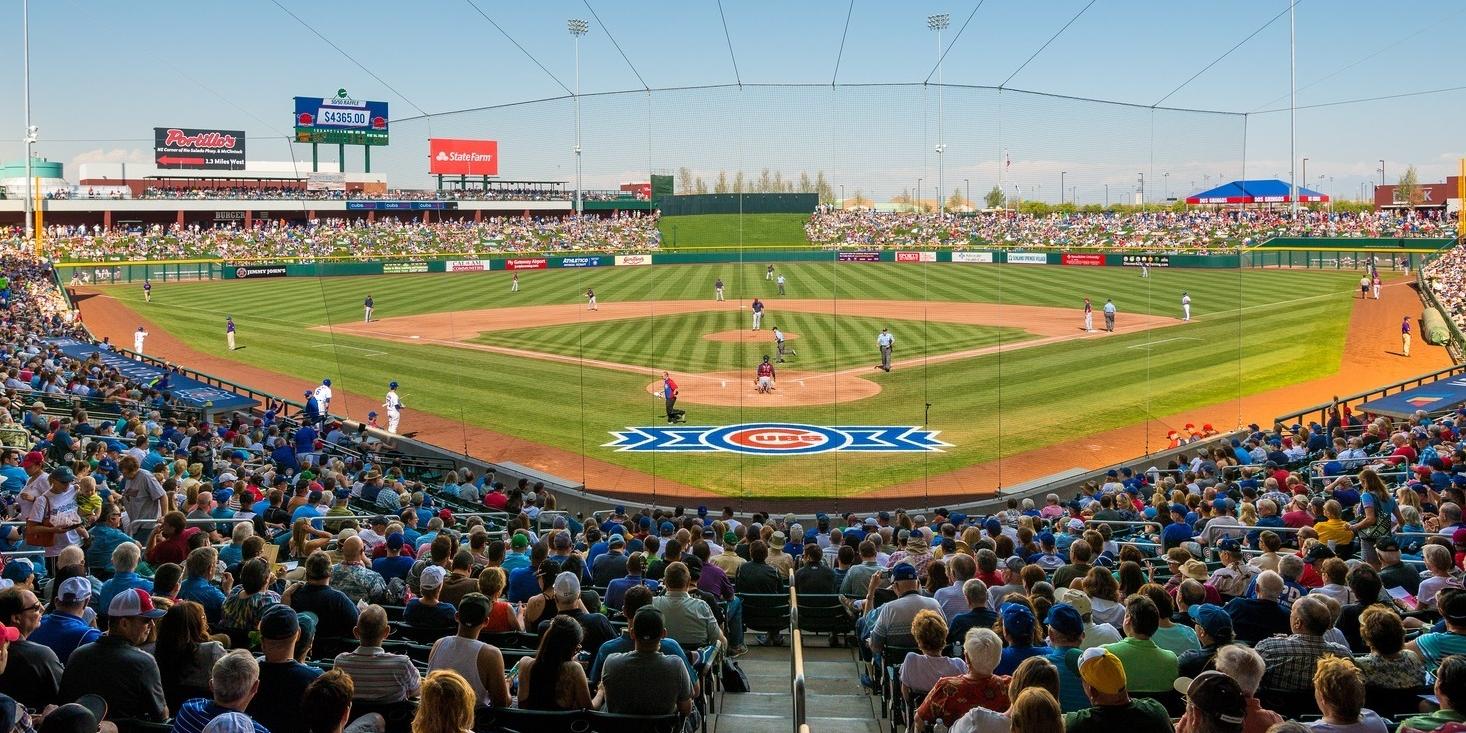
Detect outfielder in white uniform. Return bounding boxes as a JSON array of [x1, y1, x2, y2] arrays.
[[384, 380, 404, 434], [1140, 263, 1150, 278], [133, 326, 148, 355], [313, 379, 333, 417], [1181, 291, 1191, 322], [511, 273, 520, 293]]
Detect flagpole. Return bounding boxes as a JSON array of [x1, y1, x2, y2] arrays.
[[1288, 0, 1297, 216]]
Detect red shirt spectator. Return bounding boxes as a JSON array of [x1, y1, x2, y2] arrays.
[[147, 526, 199, 565]]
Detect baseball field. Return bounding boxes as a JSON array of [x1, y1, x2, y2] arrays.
[[78, 261, 1426, 500]]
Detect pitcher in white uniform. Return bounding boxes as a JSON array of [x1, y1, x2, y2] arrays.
[[1181, 291, 1191, 322], [133, 326, 148, 355]]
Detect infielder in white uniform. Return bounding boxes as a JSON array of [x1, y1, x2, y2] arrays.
[[384, 380, 404, 434], [133, 326, 148, 355], [1181, 291, 1191, 322], [313, 379, 333, 417]]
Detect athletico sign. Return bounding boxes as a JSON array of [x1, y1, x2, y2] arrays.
[[1061, 253, 1105, 267], [605, 423, 950, 455], [505, 258, 548, 270], [154, 127, 247, 170], [446, 260, 491, 272], [895, 251, 938, 263], [559, 256, 604, 268], [614, 255, 653, 266], [428, 138, 498, 176], [837, 252, 881, 263]]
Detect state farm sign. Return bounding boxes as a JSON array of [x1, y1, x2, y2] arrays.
[[429, 138, 498, 176]]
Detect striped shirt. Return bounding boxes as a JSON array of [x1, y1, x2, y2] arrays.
[[332, 646, 422, 703], [170, 699, 270, 733]]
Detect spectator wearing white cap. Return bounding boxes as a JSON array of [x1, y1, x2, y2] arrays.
[[171, 650, 269, 733], [25, 577, 99, 663], [539, 572, 615, 657], [404, 566, 457, 629], [58, 588, 168, 722]]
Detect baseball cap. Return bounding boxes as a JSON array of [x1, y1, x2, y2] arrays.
[[891, 563, 918, 581], [659, 521, 675, 535], [510, 533, 528, 549], [1038, 531, 1055, 547], [1000, 603, 1035, 638], [1067, 518, 1086, 531], [1045, 603, 1084, 637], [420, 565, 447, 590], [1304, 545, 1336, 563], [1175, 671, 1247, 725], [457, 593, 492, 627], [21, 451, 44, 468], [984, 517, 1002, 532], [1169, 503, 1188, 516], [608, 534, 626, 548], [632, 606, 666, 641], [369, 515, 388, 527], [724, 531, 738, 544], [108, 588, 166, 619], [200, 712, 255, 733], [49, 465, 75, 484], [259, 604, 301, 640], [297, 611, 319, 641], [39, 695, 108, 733], [1002, 556, 1027, 572], [1453, 528, 1466, 546], [1078, 647, 1127, 695], [385, 533, 405, 551], [1055, 588, 1092, 617], [1217, 537, 1241, 553], [57, 577, 92, 604], [1165, 547, 1193, 565], [553, 571, 581, 601], [1374, 537, 1400, 553], [1188, 603, 1234, 638]]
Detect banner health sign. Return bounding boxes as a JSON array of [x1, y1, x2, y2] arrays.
[[606, 423, 950, 455], [48, 338, 257, 413], [294, 90, 389, 146], [153, 128, 246, 171]]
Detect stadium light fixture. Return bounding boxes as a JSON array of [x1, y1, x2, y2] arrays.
[[1060, 171, 1066, 204], [569, 19, 589, 216], [22, 0, 34, 242], [929, 14, 949, 215], [1378, 160, 1385, 185]]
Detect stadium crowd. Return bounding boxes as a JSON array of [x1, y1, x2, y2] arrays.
[[4, 251, 1466, 733], [6, 214, 662, 262], [1424, 247, 1466, 335], [805, 207, 1457, 250]]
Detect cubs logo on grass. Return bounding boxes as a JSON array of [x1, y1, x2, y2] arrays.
[[605, 423, 950, 455]]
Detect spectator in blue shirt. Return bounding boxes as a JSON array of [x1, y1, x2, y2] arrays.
[[98, 541, 154, 613], [372, 533, 415, 582], [29, 577, 102, 662], [507, 543, 549, 603], [85, 504, 136, 573], [0, 449, 27, 492], [178, 547, 230, 624], [291, 493, 326, 531], [1161, 505, 1195, 550], [605, 552, 661, 611]]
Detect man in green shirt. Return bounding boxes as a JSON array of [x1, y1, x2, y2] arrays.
[[1102, 594, 1178, 694], [1064, 647, 1175, 733], [1399, 654, 1466, 732]]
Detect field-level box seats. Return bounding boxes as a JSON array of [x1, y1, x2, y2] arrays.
[[736, 591, 791, 636]]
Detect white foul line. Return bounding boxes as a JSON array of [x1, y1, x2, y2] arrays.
[[310, 344, 388, 357], [1126, 337, 1203, 350]]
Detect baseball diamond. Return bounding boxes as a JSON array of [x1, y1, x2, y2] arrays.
[[74, 259, 1444, 499]]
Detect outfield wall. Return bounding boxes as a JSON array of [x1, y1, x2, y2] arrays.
[[60, 244, 1438, 284]]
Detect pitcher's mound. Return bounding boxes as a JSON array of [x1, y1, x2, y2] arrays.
[[645, 370, 881, 407], [702, 330, 800, 343]]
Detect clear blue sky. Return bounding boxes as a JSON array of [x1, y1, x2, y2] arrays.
[[4, 0, 1462, 203]]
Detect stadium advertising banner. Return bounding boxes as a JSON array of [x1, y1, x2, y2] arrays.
[[293, 89, 389, 146], [837, 251, 881, 263], [153, 127, 247, 170], [1122, 254, 1171, 268], [234, 265, 287, 279], [1061, 253, 1105, 266], [951, 251, 994, 263], [446, 260, 491, 272], [49, 338, 257, 413], [429, 139, 498, 176], [345, 201, 457, 211], [895, 251, 938, 263], [505, 258, 548, 270], [1007, 252, 1048, 265], [307, 172, 346, 191], [614, 254, 653, 267], [559, 256, 604, 268], [382, 262, 429, 274]]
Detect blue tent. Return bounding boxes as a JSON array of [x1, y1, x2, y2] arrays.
[[1186, 179, 1328, 205]]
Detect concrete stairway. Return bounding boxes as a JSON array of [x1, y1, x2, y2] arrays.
[[708, 637, 883, 733]]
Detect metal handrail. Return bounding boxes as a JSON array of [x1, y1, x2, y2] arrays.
[[789, 567, 807, 733], [1274, 362, 1466, 427]]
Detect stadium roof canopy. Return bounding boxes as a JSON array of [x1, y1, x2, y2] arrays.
[[1185, 179, 1328, 205]]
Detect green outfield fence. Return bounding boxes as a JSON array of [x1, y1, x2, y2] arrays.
[[56, 236, 1461, 284]]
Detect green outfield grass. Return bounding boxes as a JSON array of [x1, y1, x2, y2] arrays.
[[658, 213, 811, 248], [95, 262, 1362, 497], [473, 311, 1033, 373]]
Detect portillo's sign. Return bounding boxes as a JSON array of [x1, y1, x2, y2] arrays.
[[153, 127, 247, 170]]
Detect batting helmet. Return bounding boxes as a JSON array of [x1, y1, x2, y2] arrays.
[[322, 378, 331, 386], [389, 381, 398, 389]]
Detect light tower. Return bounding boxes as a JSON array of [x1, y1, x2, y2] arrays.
[[929, 13, 949, 215], [568, 18, 589, 216]]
